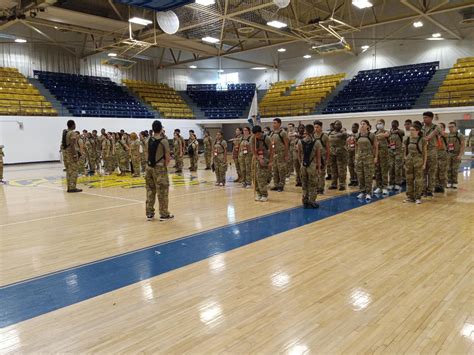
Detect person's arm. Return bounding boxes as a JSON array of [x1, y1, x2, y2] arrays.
[[165, 142, 171, 166], [283, 133, 289, 161], [458, 136, 465, 161], [423, 141, 428, 169], [316, 145, 321, 173], [268, 138, 274, 170], [223, 141, 228, 164], [373, 137, 379, 164], [297, 141, 302, 165], [324, 136, 330, 162]]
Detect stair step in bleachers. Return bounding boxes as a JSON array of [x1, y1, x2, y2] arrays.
[[34, 71, 153, 118]]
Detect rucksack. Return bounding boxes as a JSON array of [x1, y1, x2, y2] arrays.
[[61, 129, 68, 150], [356, 133, 373, 146], [187, 142, 195, 156], [147, 137, 165, 167], [405, 136, 422, 155], [302, 139, 316, 167]]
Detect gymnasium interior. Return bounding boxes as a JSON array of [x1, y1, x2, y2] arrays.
[[0, 0, 473, 353]]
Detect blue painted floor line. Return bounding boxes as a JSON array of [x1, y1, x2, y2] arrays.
[[0, 190, 399, 328]]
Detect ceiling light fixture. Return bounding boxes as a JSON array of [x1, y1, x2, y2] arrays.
[[352, 0, 373, 9], [195, 0, 215, 5], [427, 37, 445, 41], [361, 45, 370, 51], [267, 20, 287, 29], [252, 67, 267, 70], [108, 53, 117, 57], [202, 36, 220, 43], [303, 54, 312, 59], [277, 48, 286, 52], [14, 38, 27, 43], [189, 65, 197, 69], [432, 33, 441, 38], [413, 21, 423, 28], [217, 69, 224, 73], [128, 17, 152, 26]]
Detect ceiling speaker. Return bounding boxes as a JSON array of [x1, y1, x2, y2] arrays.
[[156, 10, 179, 34], [273, 0, 290, 9]]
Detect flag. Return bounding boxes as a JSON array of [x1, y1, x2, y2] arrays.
[[247, 89, 259, 127]]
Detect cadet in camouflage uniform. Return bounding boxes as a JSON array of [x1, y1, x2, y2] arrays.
[[101, 133, 114, 175], [402, 119, 412, 184], [446, 121, 465, 189], [404, 121, 427, 204], [232, 128, 243, 182], [355, 120, 377, 200], [115, 133, 129, 176], [203, 130, 213, 170], [346, 123, 359, 186], [388, 120, 405, 191], [435, 122, 448, 193], [62, 120, 82, 193], [326, 122, 335, 180], [374, 119, 390, 195], [0, 144, 4, 183], [129, 132, 142, 177], [145, 120, 173, 221], [213, 130, 227, 186], [173, 129, 184, 173], [297, 124, 321, 209], [421, 111, 441, 198], [140, 131, 149, 174], [328, 120, 348, 190], [313, 121, 329, 194], [77, 131, 86, 175], [293, 124, 305, 187], [238, 126, 253, 188], [251, 125, 274, 202], [270, 118, 289, 192], [188, 133, 199, 172], [84, 132, 97, 175], [287, 123, 296, 179]]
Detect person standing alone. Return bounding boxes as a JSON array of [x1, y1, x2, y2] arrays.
[[62, 120, 82, 193]]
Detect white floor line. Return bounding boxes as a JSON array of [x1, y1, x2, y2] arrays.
[[0, 202, 142, 228], [37, 184, 143, 203]]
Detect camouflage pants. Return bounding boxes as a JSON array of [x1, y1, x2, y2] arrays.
[[272, 153, 287, 188], [301, 163, 318, 204], [375, 148, 389, 189], [131, 157, 141, 176], [317, 157, 326, 192], [78, 155, 86, 175], [326, 155, 332, 177], [424, 150, 437, 194], [234, 156, 241, 178], [174, 153, 183, 172], [238, 154, 253, 185], [435, 150, 448, 188], [105, 156, 115, 174], [287, 151, 295, 177], [447, 154, 461, 184], [215, 160, 227, 184], [255, 163, 271, 197], [145, 165, 170, 217], [63, 153, 78, 190], [356, 154, 374, 194], [388, 151, 404, 186], [205, 152, 212, 169], [190, 154, 198, 171], [330, 150, 347, 188], [87, 154, 97, 173], [0, 162, 3, 180], [405, 155, 424, 200], [295, 155, 302, 185], [118, 155, 128, 174], [348, 150, 357, 182], [141, 154, 147, 173]]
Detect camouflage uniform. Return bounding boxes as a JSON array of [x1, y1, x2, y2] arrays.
[[405, 136, 426, 200], [328, 130, 348, 188], [447, 132, 464, 185], [388, 128, 405, 186], [213, 139, 227, 185], [203, 135, 213, 169], [297, 135, 321, 205], [173, 136, 184, 173], [238, 136, 253, 186], [85, 138, 97, 174], [346, 133, 357, 184], [140, 136, 149, 173], [77, 135, 86, 175], [115, 140, 128, 174], [251, 135, 272, 198], [232, 135, 242, 181], [145, 134, 171, 217], [287, 132, 297, 178], [375, 129, 390, 190], [315, 132, 328, 193], [62, 130, 79, 190], [435, 133, 448, 189], [270, 129, 288, 189], [188, 138, 199, 172], [355, 132, 376, 194], [422, 124, 441, 194], [130, 139, 142, 177], [293, 133, 304, 186], [94, 135, 101, 171], [0, 145, 4, 181], [101, 138, 114, 174]]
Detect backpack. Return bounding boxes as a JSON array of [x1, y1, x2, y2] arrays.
[[61, 129, 68, 150], [302, 139, 316, 167], [187, 141, 195, 156], [405, 136, 422, 155], [356, 133, 373, 145], [390, 129, 404, 142], [147, 137, 165, 167]]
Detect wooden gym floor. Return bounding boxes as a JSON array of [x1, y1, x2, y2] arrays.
[[0, 158, 473, 353]]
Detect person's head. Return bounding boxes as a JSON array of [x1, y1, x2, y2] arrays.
[[252, 125, 263, 139], [235, 127, 243, 136], [448, 121, 457, 133], [243, 126, 251, 136], [329, 122, 335, 131], [264, 126, 271, 134], [174, 129, 180, 137], [298, 124, 305, 135], [313, 120, 323, 134], [67, 120, 76, 130], [376, 119, 385, 130], [304, 124, 315, 137], [334, 120, 342, 132], [391, 120, 399, 129], [423, 111, 434, 125], [439, 122, 446, 131], [216, 130, 223, 140], [130, 132, 138, 140], [404, 119, 412, 131], [92, 130, 97, 136], [273, 118, 282, 130], [189, 130, 194, 137], [204, 130, 210, 137], [411, 121, 423, 137], [87, 132, 92, 139], [101, 128, 106, 135], [288, 123, 295, 132], [152, 120, 163, 134], [120, 129, 125, 134], [82, 129, 88, 135], [351, 122, 359, 134], [360, 119, 371, 133]]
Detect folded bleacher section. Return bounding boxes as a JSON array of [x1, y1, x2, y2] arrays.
[[124, 80, 193, 119], [34, 71, 153, 118], [261, 75, 344, 117], [187, 83, 256, 119], [259, 80, 295, 117], [324, 62, 439, 114], [431, 57, 474, 107], [0, 67, 57, 116]]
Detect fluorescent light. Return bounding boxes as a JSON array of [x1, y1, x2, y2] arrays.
[[202, 36, 220, 43], [108, 53, 117, 57], [252, 67, 267, 70], [189, 65, 197, 69], [195, 0, 215, 4], [413, 21, 423, 28], [361, 45, 370, 51], [217, 69, 224, 73], [267, 20, 287, 29], [427, 37, 445, 41], [54, 26, 59, 30], [277, 48, 286, 52], [352, 0, 373, 9], [303, 55, 312, 59], [432, 33, 441, 38], [14, 38, 27, 43], [129, 17, 152, 26]]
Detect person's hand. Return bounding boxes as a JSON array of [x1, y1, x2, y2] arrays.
[[285, 153, 289, 161], [424, 136, 430, 141], [374, 158, 378, 164], [457, 155, 462, 161]]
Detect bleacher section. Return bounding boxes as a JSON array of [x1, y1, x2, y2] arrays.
[[261, 75, 344, 117], [324, 62, 438, 114], [431, 57, 474, 107], [123, 80, 193, 119], [34, 71, 153, 118], [259, 80, 295, 116], [0, 67, 57, 116], [187, 83, 256, 119]]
